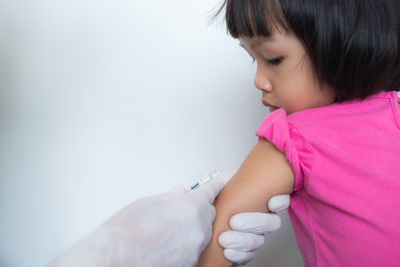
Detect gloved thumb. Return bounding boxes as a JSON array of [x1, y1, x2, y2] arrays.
[[191, 168, 238, 203]]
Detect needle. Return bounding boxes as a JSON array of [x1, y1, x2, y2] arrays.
[[189, 162, 231, 191]]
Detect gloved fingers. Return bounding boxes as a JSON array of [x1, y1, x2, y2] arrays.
[[155, 186, 188, 200], [172, 185, 189, 194], [229, 212, 281, 234], [223, 249, 255, 265], [216, 167, 239, 187], [218, 230, 264, 251], [191, 168, 238, 203], [268, 194, 290, 212], [204, 204, 216, 226]]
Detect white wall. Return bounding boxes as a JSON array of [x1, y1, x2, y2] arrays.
[[0, 0, 302, 266]]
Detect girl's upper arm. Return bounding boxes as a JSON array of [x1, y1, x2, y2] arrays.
[[197, 138, 296, 267]]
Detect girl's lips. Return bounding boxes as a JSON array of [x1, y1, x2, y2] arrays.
[[262, 100, 279, 112]]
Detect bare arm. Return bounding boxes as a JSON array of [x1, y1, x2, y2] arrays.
[[197, 138, 295, 266]]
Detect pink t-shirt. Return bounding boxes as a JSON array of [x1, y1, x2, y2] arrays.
[[255, 91, 400, 266]]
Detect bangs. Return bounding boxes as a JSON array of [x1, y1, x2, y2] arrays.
[[211, 0, 400, 102], [213, 0, 290, 38]]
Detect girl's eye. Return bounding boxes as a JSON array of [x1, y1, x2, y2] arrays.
[[250, 57, 283, 66], [266, 57, 283, 66]]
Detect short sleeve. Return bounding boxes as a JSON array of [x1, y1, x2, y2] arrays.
[[254, 109, 314, 191]]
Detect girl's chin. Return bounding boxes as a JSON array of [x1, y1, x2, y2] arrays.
[[269, 106, 279, 112]]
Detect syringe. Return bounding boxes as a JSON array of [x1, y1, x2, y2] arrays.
[[189, 162, 231, 191]]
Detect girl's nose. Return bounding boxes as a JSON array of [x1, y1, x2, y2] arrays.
[[254, 68, 272, 92]]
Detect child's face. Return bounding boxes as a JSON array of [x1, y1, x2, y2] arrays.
[[239, 30, 336, 115]]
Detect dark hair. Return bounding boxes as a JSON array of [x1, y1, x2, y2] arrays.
[[211, 0, 400, 103]]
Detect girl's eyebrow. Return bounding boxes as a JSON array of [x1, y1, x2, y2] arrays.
[[239, 37, 274, 50]]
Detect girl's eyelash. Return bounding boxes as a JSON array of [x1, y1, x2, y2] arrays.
[[251, 57, 283, 66], [267, 57, 283, 65]]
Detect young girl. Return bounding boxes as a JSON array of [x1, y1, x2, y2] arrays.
[[198, 0, 400, 266]]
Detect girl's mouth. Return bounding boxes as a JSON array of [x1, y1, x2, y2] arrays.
[[262, 100, 279, 112]]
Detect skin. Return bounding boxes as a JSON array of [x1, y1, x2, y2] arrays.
[[197, 139, 295, 267], [239, 30, 337, 115]]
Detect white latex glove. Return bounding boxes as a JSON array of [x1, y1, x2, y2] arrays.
[[218, 194, 290, 265], [49, 169, 236, 267]]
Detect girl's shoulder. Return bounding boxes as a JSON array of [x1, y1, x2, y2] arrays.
[[288, 90, 400, 122]]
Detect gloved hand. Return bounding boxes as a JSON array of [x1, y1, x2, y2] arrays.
[[49, 168, 235, 267], [218, 194, 290, 265], [49, 167, 290, 267]]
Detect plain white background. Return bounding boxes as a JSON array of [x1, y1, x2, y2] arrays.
[[0, 0, 303, 266]]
